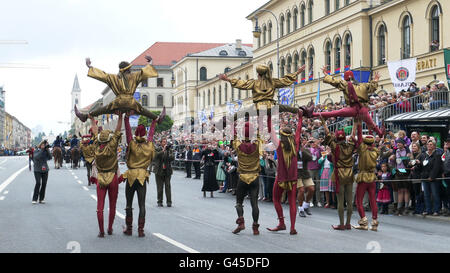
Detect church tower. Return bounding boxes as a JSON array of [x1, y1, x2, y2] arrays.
[[71, 74, 81, 125]]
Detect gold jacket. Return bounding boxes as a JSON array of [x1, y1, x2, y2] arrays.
[[123, 139, 155, 187], [94, 131, 122, 187], [323, 75, 378, 107], [355, 143, 380, 183], [88, 64, 158, 112], [80, 144, 95, 164], [324, 133, 355, 185], [233, 139, 262, 184]]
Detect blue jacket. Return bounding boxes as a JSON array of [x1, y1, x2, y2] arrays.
[[70, 138, 79, 148]]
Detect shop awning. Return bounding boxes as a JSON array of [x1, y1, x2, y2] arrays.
[[385, 108, 450, 123]]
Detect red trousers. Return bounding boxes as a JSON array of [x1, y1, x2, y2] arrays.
[[355, 182, 378, 220], [272, 179, 297, 231], [96, 175, 119, 234], [312, 105, 383, 137]]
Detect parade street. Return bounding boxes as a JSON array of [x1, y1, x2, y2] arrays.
[[0, 156, 449, 253]]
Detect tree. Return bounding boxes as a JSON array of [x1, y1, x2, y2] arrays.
[[137, 111, 173, 133]]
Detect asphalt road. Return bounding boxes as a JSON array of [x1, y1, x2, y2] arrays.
[[1, 156, 450, 253]]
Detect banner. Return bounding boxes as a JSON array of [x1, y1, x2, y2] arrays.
[[279, 86, 294, 105], [387, 58, 417, 93], [129, 115, 139, 127], [315, 77, 320, 105], [351, 70, 371, 83], [444, 49, 450, 88]]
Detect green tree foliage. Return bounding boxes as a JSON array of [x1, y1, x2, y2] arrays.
[[136, 111, 173, 133]]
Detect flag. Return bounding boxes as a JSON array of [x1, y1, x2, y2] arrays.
[[387, 58, 417, 93], [334, 67, 341, 74], [308, 73, 314, 81], [352, 70, 371, 83], [279, 86, 294, 105], [344, 65, 350, 71], [301, 77, 306, 83]]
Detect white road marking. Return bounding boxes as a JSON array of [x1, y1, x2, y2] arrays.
[[152, 233, 200, 253], [77, 180, 83, 184], [0, 159, 7, 166], [0, 196, 5, 200], [82, 186, 89, 191], [90, 194, 97, 201], [3, 191, 8, 195], [74, 176, 78, 179], [0, 165, 28, 194]]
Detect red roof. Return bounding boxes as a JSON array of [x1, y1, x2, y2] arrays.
[[131, 42, 226, 67]]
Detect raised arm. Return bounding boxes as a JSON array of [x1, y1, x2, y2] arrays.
[[147, 119, 158, 142], [89, 116, 98, 136], [115, 112, 123, 132], [124, 115, 132, 144], [295, 111, 303, 151], [273, 65, 305, 88]]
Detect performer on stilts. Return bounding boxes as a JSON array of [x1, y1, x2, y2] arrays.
[[219, 64, 312, 131], [89, 113, 124, 237], [352, 118, 381, 231], [231, 122, 264, 235], [121, 111, 158, 237], [75, 56, 165, 124], [323, 118, 357, 230], [267, 108, 304, 235], [80, 132, 95, 186], [312, 66, 384, 137]]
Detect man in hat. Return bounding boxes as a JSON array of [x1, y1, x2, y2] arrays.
[[80, 132, 95, 186], [75, 56, 166, 124], [352, 118, 380, 231], [267, 109, 304, 235], [89, 112, 124, 238], [323, 118, 357, 230], [121, 111, 158, 237], [311, 66, 384, 137], [231, 121, 264, 235], [219, 64, 313, 131]]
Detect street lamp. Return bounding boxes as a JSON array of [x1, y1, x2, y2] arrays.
[[252, 9, 281, 103]]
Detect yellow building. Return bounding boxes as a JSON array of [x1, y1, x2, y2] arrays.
[[4, 112, 13, 149], [242, 0, 448, 105]]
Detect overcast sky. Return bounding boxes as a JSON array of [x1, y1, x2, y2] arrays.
[[0, 0, 267, 136]]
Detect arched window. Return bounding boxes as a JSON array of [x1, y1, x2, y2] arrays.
[[293, 8, 298, 30], [287, 56, 292, 74], [200, 67, 207, 81], [325, 42, 331, 73], [224, 83, 228, 102], [263, 25, 267, 45], [269, 62, 274, 77], [301, 51, 307, 79], [402, 15, 411, 59], [334, 37, 341, 73], [308, 47, 315, 79], [345, 0, 350, 6], [335, 0, 340, 11], [293, 53, 299, 72], [286, 11, 291, 34], [378, 25, 386, 65], [280, 15, 285, 37], [280, 58, 286, 77], [308, 1, 313, 24], [325, 0, 330, 15], [224, 67, 231, 73], [300, 4, 306, 27], [430, 5, 440, 51], [344, 34, 352, 67], [157, 95, 163, 107], [142, 94, 148, 107], [219, 85, 222, 105], [213, 88, 216, 105], [203, 91, 206, 108], [268, 22, 272, 42], [208, 89, 211, 106]]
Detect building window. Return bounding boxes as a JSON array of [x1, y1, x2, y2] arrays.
[[378, 25, 386, 65], [208, 89, 211, 106], [430, 6, 440, 52], [219, 50, 228, 56], [300, 4, 305, 27], [325, 42, 332, 73], [293, 8, 298, 30], [157, 78, 163, 87], [269, 62, 274, 77], [334, 37, 341, 73], [335, 0, 340, 11], [142, 95, 148, 107], [224, 67, 231, 73], [213, 88, 216, 105], [344, 34, 352, 67], [301, 51, 307, 79], [141, 79, 148, 87], [238, 51, 247, 57], [294, 53, 299, 72], [287, 56, 292, 74], [286, 11, 291, 34], [280, 15, 285, 37], [345, 0, 350, 6], [325, 0, 330, 15], [157, 95, 163, 107], [200, 67, 207, 81], [225, 83, 228, 102], [308, 47, 315, 79], [268, 22, 272, 42], [280, 58, 286, 77], [263, 25, 267, 45], [219, 86, 222, 105], [203, 91, 206, 108], [402, 15, 411, 59], [308, 1, 313, 24]]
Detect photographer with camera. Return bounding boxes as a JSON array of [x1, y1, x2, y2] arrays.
[[32, 140, 52, 204], [153, 138, 175, 207]]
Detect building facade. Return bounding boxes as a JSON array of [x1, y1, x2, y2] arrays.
[[0, 86, 5, 148], [3, 112, 31, 150]]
